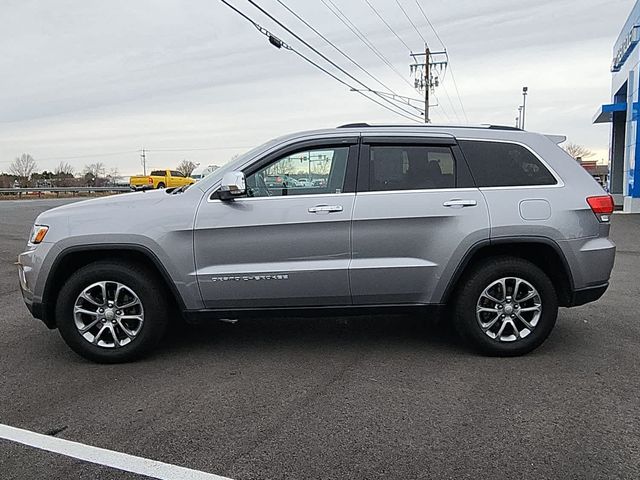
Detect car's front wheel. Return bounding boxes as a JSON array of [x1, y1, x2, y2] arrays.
[[453, 256, 558, 356], [56, 261, 169, 363]]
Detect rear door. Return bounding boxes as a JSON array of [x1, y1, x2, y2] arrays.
[[194, 137, 359, 309], [350, 135, 490, 305]]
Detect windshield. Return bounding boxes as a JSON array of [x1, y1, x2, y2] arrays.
[[195, 138, 283, 190]]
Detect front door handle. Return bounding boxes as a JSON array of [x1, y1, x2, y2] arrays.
[[443, 199, 477, 208], [308, 205, 343, 214]]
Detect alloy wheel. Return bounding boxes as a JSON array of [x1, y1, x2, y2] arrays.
[[476, 277, 542, 342], [73, 281, 145, 348]]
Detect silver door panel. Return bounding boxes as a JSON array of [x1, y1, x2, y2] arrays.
[[194, 194, 355, 308], [350, 189, 490, 304]]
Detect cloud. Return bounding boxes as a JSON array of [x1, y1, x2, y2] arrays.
[[0, 0, 634, 174]]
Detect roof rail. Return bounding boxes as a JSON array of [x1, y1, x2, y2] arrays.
[[337, 123, 371, 128], [337, 123, 522, 131]]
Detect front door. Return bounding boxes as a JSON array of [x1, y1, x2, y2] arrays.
[[350, 137, 490, 305], [194, 140, 359, 309]]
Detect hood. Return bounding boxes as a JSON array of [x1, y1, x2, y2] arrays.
[[39, 190, 164, 217], [33, 188, 201, 244]]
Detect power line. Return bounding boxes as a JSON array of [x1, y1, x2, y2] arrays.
[[319, 0, 416, 91], [446, 64, 469, 123], [361, 0, 455, 121], [414, 0, 468, 122], [414, 0, 445, 50], [245, 0, 422, 120], [271, 0, 423, 116], [219, 0, 421, 122], [363, 0, 412, 52], [439, 83, 461, 123], [394, 0, 427, 45], [429, 91, 451, 122], [276, 0, 392, 95]]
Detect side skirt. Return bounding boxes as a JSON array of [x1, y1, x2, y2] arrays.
[[182, 303, 448, 323]]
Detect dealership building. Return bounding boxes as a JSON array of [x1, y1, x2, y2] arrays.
[[594, 1, 640, 212]]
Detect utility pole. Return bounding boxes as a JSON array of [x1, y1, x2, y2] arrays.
[[140, 148, 147, 176], [410, 46, 448, 123], [521, 86, 528, 129]]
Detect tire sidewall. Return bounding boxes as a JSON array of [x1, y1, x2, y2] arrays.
[[56, 263, 168, 363], [455, 258, 558, 356]]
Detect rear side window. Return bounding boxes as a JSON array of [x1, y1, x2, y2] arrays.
[[369, 145, 455, 191], [458, 140, 557, 187], [170, 170, 184, 177]]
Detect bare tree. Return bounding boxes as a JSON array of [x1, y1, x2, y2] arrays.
[[562, 143, 594, 160], [9, 153, 37, 179], [55, 161, 75, 176], [83, 162, 106, 178], [107, 167, 122, 185], [176, 160, 197, 176]]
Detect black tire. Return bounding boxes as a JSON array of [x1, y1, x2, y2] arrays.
[[453, 256, 558, 356], [56, 261, 169, 363], [157, 182, 166, 189]]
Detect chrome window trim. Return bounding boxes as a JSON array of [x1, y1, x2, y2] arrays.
[[456, 137, 565, 188]]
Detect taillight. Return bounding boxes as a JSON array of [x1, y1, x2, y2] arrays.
[[148, 177, 153, 184], [587, 195, 614, 222]]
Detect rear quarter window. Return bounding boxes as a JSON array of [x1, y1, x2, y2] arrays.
[[458, 140, 557, 187]]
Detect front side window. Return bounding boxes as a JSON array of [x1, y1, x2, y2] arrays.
[[369, 145, 455, 191], [458, 140, 557, 187], [246, 146, 349, 198]]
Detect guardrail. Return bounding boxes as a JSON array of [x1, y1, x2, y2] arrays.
[[0, 186, 132, 198]]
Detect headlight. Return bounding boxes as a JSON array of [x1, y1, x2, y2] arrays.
[[29, 225, 49, 244]]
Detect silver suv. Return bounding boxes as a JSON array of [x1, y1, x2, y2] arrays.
[[17, 124, 616, 362]]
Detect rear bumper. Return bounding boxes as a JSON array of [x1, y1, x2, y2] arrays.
[[568, 283, 609, 307]]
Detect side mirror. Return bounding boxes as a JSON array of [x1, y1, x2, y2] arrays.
[[219, 171, 246, 200]]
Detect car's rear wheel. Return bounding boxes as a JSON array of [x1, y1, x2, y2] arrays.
[[453, 256, 558, 356], [157, 182, 166, 189], [56, 261, 169, 363]]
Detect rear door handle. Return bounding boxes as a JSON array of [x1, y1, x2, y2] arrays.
[[308, 205, 343, 214], [443, 199, 477, 208]]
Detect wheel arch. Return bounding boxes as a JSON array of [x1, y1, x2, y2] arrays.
[[441, 237, 575, 307], [42, 244, 186, 328]]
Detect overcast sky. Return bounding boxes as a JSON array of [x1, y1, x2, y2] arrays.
[[0, 0, 635, 176]]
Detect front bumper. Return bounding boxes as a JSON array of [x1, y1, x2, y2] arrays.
[[17, 244, 56, 329]]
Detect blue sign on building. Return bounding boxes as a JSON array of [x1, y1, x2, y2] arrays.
[[594, 1, 640, 212]]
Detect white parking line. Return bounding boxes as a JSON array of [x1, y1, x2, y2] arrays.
[[0, 424, 233, 480]]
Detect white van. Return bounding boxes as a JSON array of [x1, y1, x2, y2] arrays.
[[190, 165, 220, 181]]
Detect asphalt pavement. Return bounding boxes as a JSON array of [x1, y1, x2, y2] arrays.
[[0, 198, 639, 479]]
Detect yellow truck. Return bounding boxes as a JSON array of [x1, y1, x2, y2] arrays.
[[129, 169, 194, 190]]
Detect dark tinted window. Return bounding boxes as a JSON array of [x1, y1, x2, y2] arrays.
[[369, 145, 455, 191], [459, 140, 557, 187], [150, 170, 165, 176], [170, 170, 184, 177]]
